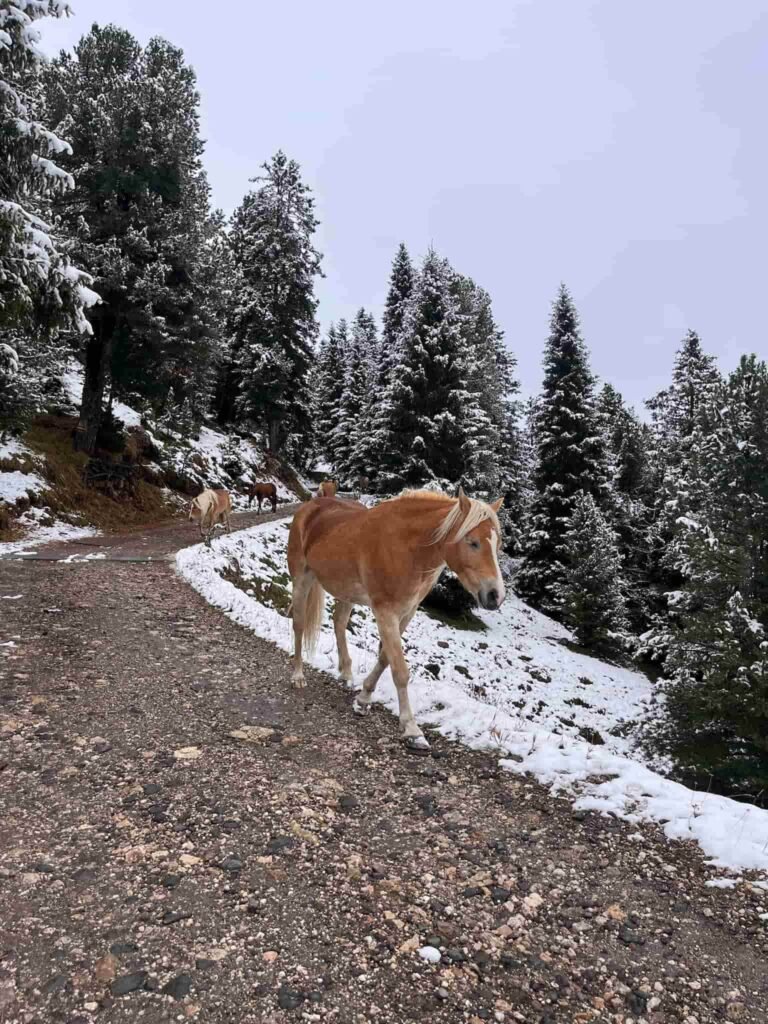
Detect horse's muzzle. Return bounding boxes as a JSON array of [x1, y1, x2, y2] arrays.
[[479, 585, 503, 610]]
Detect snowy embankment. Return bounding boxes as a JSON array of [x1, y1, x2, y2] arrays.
[[0, 435, 97, 556], [177, 519, 768, 883], [61, 363, 297, 510]]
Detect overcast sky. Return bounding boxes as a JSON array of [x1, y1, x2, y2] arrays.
[[41, 1, 768, 409]]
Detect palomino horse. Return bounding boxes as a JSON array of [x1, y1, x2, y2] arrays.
[[189, 488, 232, 545], [249, 481, 278, 512], [316, 480, 337, 498], [287, 488, 505, 750]]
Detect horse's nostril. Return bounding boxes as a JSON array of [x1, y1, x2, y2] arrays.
[[486, 588, 498, 608]]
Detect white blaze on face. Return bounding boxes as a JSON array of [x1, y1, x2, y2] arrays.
[[487, 529, 505, 604]]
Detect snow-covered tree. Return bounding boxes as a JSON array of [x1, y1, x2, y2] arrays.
[[310, 322, 343, 467], [556, 491, 628, 649], [660, 355, 768, 779], [453, 274, 521, 502], [46, 25, 214, 450], [229, 151, 322, 453], [368, 243, 415, 488], [598, 383, 655, 629], [382, 249, 471, 488], [516, 285, 610, 612], [331, 310, 371, 481], [0, 1, 95, 346]]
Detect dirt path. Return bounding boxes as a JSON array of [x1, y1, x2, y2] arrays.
[[0, 506, 300, 563], [1, 515, 767, 1024]]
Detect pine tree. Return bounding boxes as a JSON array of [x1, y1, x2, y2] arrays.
[[0, 1, 95, 341], [311, 323, 343, 468], [383, 249, 471, 488], [598, 383, 654, 629], [347, 308, 380, 481], [556, 491, 627, 648], [229, 151, 322, 453], [641, 331, 723, 654], [46, 25, 214, 451], [369, 244, 415, 488], [452, 274, 521, 501], [662, 356, 768, 781], [516, 285, 610, 612]]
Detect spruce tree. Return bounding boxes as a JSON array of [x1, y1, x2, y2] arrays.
[[0, 1, 95, 339], [229, 151, 322, 453], [46, 25, 214, 451], [516, 285, 610, 612], [662, 356, 768, 782], [311, 323, 343, 468], [384, 250, 471, 488], [598, 383, 654, 629], [333, 310, 373, 481], [348, 308, 380, 480], [369, 244, 415, 488], [556, 491, 627, 649], [326, 318, 350, 471], [642, 331, 723, 652]]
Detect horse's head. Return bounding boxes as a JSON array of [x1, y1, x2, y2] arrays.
[[443, 491, 505, 610]]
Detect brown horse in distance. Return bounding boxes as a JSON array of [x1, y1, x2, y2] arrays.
[[317, 480, 337, 498], [249, 481, 278, 513], [287, 488, 505, 750]]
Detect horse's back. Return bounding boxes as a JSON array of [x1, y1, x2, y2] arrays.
[[290, 497, 365, 560], [213, 488, 231, 514]]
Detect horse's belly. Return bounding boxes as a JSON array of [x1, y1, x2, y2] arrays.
[[322, 579, 371, 606]]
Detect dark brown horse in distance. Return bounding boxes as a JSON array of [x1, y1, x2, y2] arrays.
[[248, 481, 278, 513]]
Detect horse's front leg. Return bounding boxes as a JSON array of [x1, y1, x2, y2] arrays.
[[374, 608, 428, 751], [333, 600, 353, 682]]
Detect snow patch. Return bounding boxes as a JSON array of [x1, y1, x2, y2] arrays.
[[0, 469, 45, 504]]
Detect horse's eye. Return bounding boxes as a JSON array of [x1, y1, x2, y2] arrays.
[[468, 539, 480, 550]]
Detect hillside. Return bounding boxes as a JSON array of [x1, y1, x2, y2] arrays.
[[0, 366, 310, 554]]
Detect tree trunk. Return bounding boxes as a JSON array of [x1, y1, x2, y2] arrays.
[[268, 418, 283, 455], [74, 329, 112, 454]]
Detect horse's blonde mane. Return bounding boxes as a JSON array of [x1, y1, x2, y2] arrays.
[[393, 488, 499, 544]]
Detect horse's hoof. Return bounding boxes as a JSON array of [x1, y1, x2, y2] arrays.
[[405, 735, 431, 754], [292, 677, 307, 689], [353, 698, 371, 716]]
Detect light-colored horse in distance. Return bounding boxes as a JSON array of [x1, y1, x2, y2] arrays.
[[249, 481, 278, 513], [189, 488, 232, 546], [317, 480, 337, 498], [287, 488, 505, 750]]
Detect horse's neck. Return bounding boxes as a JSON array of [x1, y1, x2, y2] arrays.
[[408, 502, 455, 567]]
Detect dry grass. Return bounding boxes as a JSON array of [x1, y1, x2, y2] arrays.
[[6, 415, 181, 535]]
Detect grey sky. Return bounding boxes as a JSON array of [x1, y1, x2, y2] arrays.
[[42, 1, 768, 409]]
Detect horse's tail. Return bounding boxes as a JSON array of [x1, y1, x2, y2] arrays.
[[302, 579, 325, 655]]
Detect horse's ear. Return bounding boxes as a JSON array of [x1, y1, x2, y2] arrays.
[[458, 486, 471, 516], [490, 496, 504, 513]]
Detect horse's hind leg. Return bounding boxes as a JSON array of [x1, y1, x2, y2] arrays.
[[373, 608, 428, 750], [290, 571, 314, 688], [333, 601, 353, 682], [354, 609, 414, 716]]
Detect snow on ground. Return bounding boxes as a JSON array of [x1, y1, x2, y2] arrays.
[[177, 518, 768, 882], [0, 509, 97, 557], [1, 429, 98, 556], [0, 437, 27, 460], [0, 469, 46, 505]]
